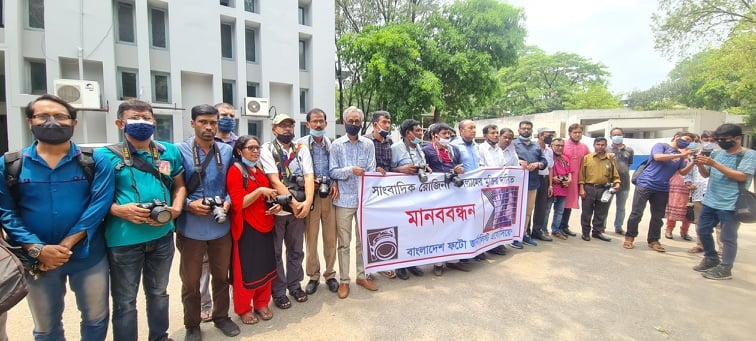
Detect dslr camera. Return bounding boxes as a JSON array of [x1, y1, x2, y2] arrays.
[[557, 176, 569, 188], [444, 171, 464, 187], [288, 175, 305, 189], [317, 176, 331, 198], [416, 163, 429, 183], [136, 199, 172, 224], [266, 193, 293, 209], [202, 196, 227, 224]]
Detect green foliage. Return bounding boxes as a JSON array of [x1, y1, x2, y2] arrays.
[[564, 84, 621, 110], [627, 80, 688, 110]]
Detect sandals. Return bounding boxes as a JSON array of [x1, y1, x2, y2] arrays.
[[648, 242, 666, 252], [688, 245, 704, 253], [623, 237, 634, 249], [291, 288, 308, 303], [200, 309, 212, 323], [273, 295, 291, 309], [254, 307, 273, 321], [664, 231, 673, 239], [240, 312, 259, 325], [379, 270, 396, 279]]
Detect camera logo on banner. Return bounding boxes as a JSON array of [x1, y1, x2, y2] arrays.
[[367, 226, 399, 263]]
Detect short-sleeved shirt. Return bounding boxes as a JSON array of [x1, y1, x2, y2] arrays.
[[390, 141, 426, 168], [100, 141, 184, 248], [539, 146, 554, 176], [298, 135, 331, 178], [703, 149, 756, 210], [636, 143, 686, 192]]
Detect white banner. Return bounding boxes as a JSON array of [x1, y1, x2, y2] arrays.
[[358, 167, 528, 272]]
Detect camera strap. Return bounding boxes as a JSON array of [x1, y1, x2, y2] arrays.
[[107, 143, 173, 191], [232, 161, 259, 190], [308, 136, 330, 177], [186, 141, 222, 195], [271, 140, 299, 185], [404, 141, 423, 166]]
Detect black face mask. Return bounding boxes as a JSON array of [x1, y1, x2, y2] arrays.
[[277, 133, 295, 144], [717, 139, 736, 150], [543, 136, 553, 145], [31, 120, 74, 145]]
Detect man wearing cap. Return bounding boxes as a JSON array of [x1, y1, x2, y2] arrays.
[[533, 127, 555, 241], [259, 114, 314, 309]]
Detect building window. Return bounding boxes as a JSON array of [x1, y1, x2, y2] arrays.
[[27, 0, 44, 29], [1, 1, 5, 28], [245, 28, 257, 63], [299, 40, 307, 70], [244, 0, 257, 13], [118, 69, 138, 100], [150, 8, 168, 48], [246, 82, 259, 97], [117, 2, 135, 43], [154, 115, 173, 142], [28, 60, 47, 94], [0, 75, 7, 102], [300, 122, 308, 138], [221, 23, 234, 59], [299, 88, 308, 114], [222, 80, 235, 106], [220, 0, 232, 7], [152, 72, 170, 103], [247, 121, 259, 137], [298, 5, 309, 26]]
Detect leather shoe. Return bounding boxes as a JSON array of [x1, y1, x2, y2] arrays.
[[581, 234, 591, 241], [615, 229, 625, 235], [185, 326, 202, 341], [326, 278, 339, 293], [337, 283, 349, 299], [592, 233, 611, 242], [356, 278, 378, 291], [487, 245, 507, 255], [305, 280, 319, 295], [407, 266, 424, 277], [446, 262, 471, 272], [213, 317, 240, 337], [395, 268, 410, 280], [533, 232, 553, 242], [563, 228, 577, 237]]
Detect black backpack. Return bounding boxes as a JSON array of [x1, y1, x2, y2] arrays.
[[631, 158, 649, 185]]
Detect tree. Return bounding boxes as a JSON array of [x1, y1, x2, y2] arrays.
[[564, 84, 621, 110], [651, 0, 756, 58], [493, 47, 611, 115], [626, 80, 688, 110]]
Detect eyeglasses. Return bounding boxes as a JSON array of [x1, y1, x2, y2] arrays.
[[32, 114, 72, 122], [276, 124, 294, 130], [243, 146, 261, 152]]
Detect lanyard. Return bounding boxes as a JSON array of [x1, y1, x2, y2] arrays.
[[122, 141, 168, 203], [271, 140, 299, 183], [404, 141, 423, 166], [191, 141, 223, 196]]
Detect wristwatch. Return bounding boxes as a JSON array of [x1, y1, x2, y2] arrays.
[[27, 245, 43, 258]]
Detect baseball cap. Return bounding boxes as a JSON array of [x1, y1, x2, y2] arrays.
[[272, 114, 295, 125], [537, 127, 555, 135]]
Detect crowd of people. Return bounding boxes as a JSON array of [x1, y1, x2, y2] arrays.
[[1, 95, 754, 341]]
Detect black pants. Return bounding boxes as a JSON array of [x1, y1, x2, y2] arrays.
[[625, 185, 669, 243], [532, 175, 550, 234], [580, 185, 611, 236]]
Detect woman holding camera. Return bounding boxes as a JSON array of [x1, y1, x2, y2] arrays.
[[226, 135, 282, 324]]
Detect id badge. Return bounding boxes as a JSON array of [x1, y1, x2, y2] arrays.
[[159, 160, 171, 175]]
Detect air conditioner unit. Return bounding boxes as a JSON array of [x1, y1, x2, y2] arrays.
[[53, 79, 101, 109], [244, 97, 269, 117]]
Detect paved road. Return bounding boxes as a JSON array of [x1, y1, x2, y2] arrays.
[[7, 200, 755, 340]]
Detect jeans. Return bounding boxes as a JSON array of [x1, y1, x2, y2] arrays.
[[612, 188, 630, 231], [559, 208, 572, 230], [547, 196, 566, 234], [697, 205, 739, 269], [625, 185, 668, 243], [108, 232, 175, 341], [26, 256, 109, 341]]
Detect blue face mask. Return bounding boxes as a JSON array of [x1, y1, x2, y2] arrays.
[[611, 136, 623, 144], [310, 129, 326, 137], [218, 117, 236, 133], [124, 119, 155, 141], [519, 135, 530, 142], [241, 158, 257, 168], [412, 137, 422, 145], [676, 139, 691, 149], [687, 142, 699, 150], [379, 129, 389, 138], [345, 124, 361, 136]]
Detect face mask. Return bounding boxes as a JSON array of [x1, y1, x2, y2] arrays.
[[310, 129, 326, 137], [687, 142, 699, 150], [611, 136, 623, 144], [717, 139, 735, 150], [241, 158, 257, 168], [438, 138, 450, 146], [378, 129, 389, 138], [218, 117, 236, 133], [519, 135, 530, 141], [31, 120, 74, 145], [124, 119, 155, 141], [412, 137, 422, 145], [702, 141, 716, 151], [676, 139, 691, 149], [543, 136, 553, 145], [277, 133, 295, 144], [345, 124, 361, 136]]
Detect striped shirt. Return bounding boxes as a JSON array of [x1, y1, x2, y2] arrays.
[[329, 135, 376, 208]]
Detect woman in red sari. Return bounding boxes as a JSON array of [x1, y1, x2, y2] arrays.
[[226, 135, 281, 324]]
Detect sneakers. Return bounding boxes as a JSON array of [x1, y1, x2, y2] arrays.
[[693, 257, 721, 272], [523, 236, 538, 246], [702, 265, 732, 280], [510, 240, 524, 249]]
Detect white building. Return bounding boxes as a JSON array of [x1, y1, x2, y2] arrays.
[[0, 0, 335, 152]]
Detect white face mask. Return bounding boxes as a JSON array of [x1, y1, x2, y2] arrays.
[[438, 138, 451, 146]]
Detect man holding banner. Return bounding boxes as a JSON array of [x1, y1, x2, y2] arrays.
[[513, 121, 548, 246]]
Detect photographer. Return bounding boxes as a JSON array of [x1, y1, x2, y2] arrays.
[[300, 109, 340, 295], [101, 99, 186, 341], [390, 119, 431, 280], [176, 104, 239, 340], [260, 114, 314, 309]]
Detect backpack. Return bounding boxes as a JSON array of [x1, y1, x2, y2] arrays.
[[0, 148, 95, 312], [631, 158, 649, 185]]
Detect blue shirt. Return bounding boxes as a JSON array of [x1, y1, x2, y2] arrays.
[[703, 149, 756, 210], [637, 143, 686, 192], [100, 141, 184, 247], [450, 138, 480, 171], [298, 135, 331, 178], [176, 138, 234, 241], [390, 141, 426, 168], [514, 138, 547, 190], [330, 135, 375, 209], [0, 141, 115, 271]]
